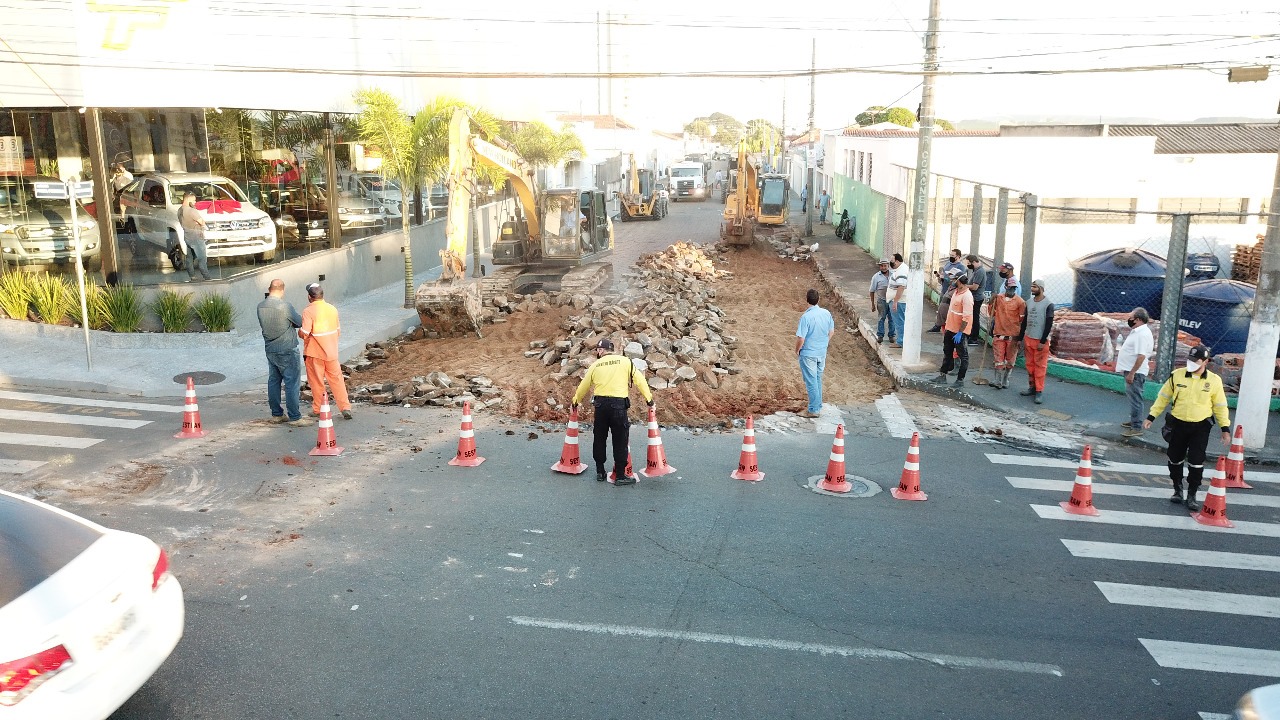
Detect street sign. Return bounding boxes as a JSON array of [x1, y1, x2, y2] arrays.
[[71, 181, 93, 199], [32, 181, 68, 199]]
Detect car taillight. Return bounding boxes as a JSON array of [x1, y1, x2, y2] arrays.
[[152, 547, 170, 591], [0, 645, 73, 706]]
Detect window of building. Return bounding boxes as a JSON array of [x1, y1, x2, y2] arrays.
[[1040, 197, 1137, 224], [1156, 197, 1248, 224]]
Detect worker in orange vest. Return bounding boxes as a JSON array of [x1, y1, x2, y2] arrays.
[[299, 283, 352, 419]]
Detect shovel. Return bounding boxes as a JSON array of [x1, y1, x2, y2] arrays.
[[971, 307, 991, 385]]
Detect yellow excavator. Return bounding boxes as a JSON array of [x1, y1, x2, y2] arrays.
[[415, 109, 614, 336], [756, 173, 791, 228], [617, 153, 667, 221], [720, 143, 759, 246]]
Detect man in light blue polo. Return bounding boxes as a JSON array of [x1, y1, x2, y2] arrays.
[[795, 288, 836, 419]]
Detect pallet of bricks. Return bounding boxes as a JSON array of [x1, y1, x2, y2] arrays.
[[1049, 311, 1200, 371], [1231, 234, 1265, 284]]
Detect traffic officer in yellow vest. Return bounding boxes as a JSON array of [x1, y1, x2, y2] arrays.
[[1142, 345, 1231, 511], [299, 283, 352, 419], [572, 338, 654, 485]]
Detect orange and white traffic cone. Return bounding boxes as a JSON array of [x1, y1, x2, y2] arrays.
[[891, 432, 927, 501], [1060, 444, 1100, 516], [640, 406, 676, 478], [309, 391, 343, 457], [448, 401, 485, 467], [1193, 456, 1234, 528], [818, 424, 851, 493], [608, 446, 639, 484], [551, 407, 588, 474], [1224, 425, 1252, 489], [730, 414, 764, 482], [174, 376, 206, 439]]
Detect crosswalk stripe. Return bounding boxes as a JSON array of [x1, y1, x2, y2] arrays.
[[1062, 540, 1280, 573], [0, 431, 101, 449], [1140, 639, 1280, 678], [1009, 477, 1280, 508], [0, 389, 181, 413], [875, 394, 918, 439], [988, 453, 1280, 484], [0, 408, 151, 429], [1097, 582, 1280, 618], [1030, 504, 1280, 538], [1199, 713, 1231, 720], [0, 459, 46, 474]]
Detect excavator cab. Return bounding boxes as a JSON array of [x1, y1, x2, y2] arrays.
[[758, 174, 790, 226], [538, 189, 611, 264]]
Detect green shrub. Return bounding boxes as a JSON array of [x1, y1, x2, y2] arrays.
[[192, 292, 237, 332], [0, 270, 32, 321], [101, 284, 144, 333], [150, 289, 194, 333], [84, 282, 110, 330], [28, 273, 76, 325]]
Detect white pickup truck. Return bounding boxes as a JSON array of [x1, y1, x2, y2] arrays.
[[668, 162, 707, 202]]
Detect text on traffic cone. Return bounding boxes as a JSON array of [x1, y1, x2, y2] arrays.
[[1224, 425, 1252, 489], [608, 446, 639, 483]]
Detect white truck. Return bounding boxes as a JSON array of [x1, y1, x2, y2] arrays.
[[668, 161, 708, 202]]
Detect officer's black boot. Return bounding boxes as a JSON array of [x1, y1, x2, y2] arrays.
[[1168, 461, 1184, 503], [1185, 463, 1204, 512]]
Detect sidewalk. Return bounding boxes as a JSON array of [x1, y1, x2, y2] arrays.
[[0, 273, 425, 398], [803, 220, 1280, 465]]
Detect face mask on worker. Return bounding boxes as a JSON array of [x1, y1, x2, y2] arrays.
[[1186, 359, 1206, 374], [1127, 318, 1137, 328]]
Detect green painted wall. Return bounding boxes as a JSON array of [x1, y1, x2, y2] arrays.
[[832, 175, 887, 258]]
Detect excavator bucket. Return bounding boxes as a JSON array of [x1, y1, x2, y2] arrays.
[[415, 280, 483, 338]]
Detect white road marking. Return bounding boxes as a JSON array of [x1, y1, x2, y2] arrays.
[[1140, 639, 1280, 678], [508, 616, 1064, 676], [1199, 713, 1231, 720], [0, 389, 181, 412], [0, 408, 150, 429], [1009, 477, 1280, 508], [875, 393, 918, 439], [989, 453, 1280, 483], [1030, 504, 1280, 538], [1062, 540, 1280, 573], [0, 431, 102, 449], [1097, 582, 1280, 618], [942, 407, 1075, 448], [0, 459, 46, 474]]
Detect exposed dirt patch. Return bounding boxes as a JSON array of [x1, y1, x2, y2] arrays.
[[354, 246, 891, 426]]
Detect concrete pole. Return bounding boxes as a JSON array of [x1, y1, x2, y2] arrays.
[[969, 183, 983, 255], [83, 108, 116, 279], [1018, 194, 1037, 297], [949, 178, 961, 252], [1235, 136, 1280, 449], [805, 38, 815, 238], [1155, 214, 1190, 382], [902, 0, 940, 367], [994, 188, 1009, 274], [323, 118, 341, 250]]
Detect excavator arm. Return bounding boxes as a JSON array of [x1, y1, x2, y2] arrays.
[[441, 108, 541, 281]]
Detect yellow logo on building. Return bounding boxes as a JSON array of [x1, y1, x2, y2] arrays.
[[87, 0, 188, 51]]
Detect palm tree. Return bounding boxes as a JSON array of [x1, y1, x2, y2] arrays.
[[503, 121, 585, 176]]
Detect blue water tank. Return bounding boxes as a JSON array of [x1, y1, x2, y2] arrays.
[[1069, 248, 1169, 318], [1180, 280, 1255, 355]]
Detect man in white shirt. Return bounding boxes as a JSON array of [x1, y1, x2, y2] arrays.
[[1117, 307, 1154, 437], [887, 253, 908, 348]]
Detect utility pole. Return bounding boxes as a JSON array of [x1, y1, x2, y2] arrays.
[[805, 39, 815, 238], [596, 13, 602, 115], [1234, 126, 1280, 449], [902, 0, 940, 367], [781, 82, 787, 182]]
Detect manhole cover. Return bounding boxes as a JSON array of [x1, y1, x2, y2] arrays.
[[805, 475, 882, 498], [174, 371, 226, 385]]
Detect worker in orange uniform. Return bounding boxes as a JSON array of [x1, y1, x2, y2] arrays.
[[299, 282, 352, 419]]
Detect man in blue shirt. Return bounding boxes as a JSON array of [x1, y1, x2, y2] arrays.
[[795, 288, 836, 418], [257, 278, 312, 427]]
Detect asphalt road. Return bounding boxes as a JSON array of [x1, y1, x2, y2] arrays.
[[2, 199, 1276, 718]]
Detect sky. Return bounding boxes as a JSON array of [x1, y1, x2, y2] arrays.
[[404, 0, 1280, 132]]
